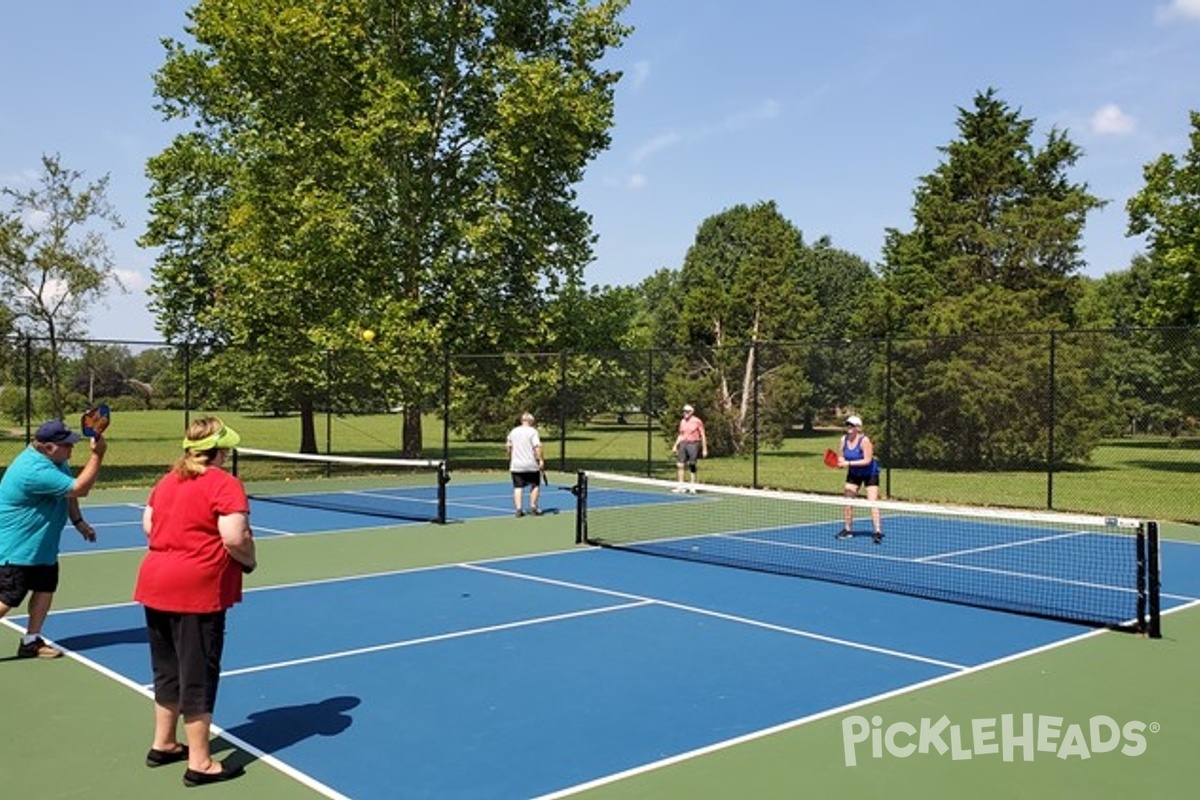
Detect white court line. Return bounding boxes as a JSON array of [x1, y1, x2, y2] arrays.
[[534, 596, 1200, 800], [43, 547, 598, 618], [916, 529, 1092, 561], [0, 616, 351, 800], [463, 563, 966, 671], [729, 531, 1146, 597], [216, 601, 651, 678]]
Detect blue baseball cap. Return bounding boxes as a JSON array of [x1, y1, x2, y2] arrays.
[[35, 419, 82, 444]]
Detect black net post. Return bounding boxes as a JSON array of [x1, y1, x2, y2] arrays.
[[573, 471, 588, 545], [1147, 521, 1161, 639], [1136, 526, 1147, 634], [436, 461, 451, 525]]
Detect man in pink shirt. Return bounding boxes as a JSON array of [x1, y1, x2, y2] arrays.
[[671, 404, 708, 493]]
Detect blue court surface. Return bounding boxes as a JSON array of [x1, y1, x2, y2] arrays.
[[59, 479, 582, 555], [37, 483, 1200, 799]]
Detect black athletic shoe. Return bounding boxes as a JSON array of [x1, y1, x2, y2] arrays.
[[146, 745, 189, 768], [183, 762, 245, 787], [873, 532, 884, 544], [16, 637, 62, 659], [835, 529, 854, 540]]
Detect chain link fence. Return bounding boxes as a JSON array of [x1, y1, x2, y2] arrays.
[[3, 327, 1197, 521]]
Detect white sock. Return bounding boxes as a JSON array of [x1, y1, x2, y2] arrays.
[[22, 634, 40, 644]]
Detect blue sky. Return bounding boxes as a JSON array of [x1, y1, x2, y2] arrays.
[[3, 1, 1199, 342]]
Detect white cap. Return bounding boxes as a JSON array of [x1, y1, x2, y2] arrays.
[[846, 415, 863, 427], [683, 404, 694, 412]]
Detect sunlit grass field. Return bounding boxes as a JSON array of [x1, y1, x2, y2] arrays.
[[2, 409, 1196, 532]]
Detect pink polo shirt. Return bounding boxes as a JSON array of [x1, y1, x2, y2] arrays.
[[677, 415, 705, 443]]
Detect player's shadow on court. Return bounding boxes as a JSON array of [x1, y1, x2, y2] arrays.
[[215, 696, 361, 766], [54, 626, 148, 650]]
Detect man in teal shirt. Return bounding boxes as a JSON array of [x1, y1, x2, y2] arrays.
[[0, 419, 107, 658]]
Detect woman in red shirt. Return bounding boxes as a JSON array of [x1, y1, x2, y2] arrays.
[[134, 417, 256, 786]]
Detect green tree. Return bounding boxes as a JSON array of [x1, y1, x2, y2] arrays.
[[878, 89, 1103, 333], [1126, 110, 1200, 326], [794, 238, 877, 429], [70, 344, 137, 405], [143, 0, 630, 454], [0, 154, 124, 416], [876, 89, 1106, 468], [668, 201, 819, 454], [447, 283, 648, 444]]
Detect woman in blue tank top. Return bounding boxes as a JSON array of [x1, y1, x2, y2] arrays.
[[836, 414, 883, 543]]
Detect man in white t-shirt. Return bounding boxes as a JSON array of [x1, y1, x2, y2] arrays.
[[506, 412, 545, 517]]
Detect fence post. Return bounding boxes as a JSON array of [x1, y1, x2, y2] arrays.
[[884, 336, 892, 498], [645, 348, 655, 477], [325, 349, 333, 463], [23, 334, 32, 442], [752, 341, 760, 488], [183, 342, 192, 429], [442, 350, 451, 466], [558, 349, 567, 472], [1047, 330, 1056, 510]]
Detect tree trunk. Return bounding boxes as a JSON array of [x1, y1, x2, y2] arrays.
[[299, 395, 317, 454], [402, 405, 423, 457]]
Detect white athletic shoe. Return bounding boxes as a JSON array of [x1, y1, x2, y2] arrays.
[[671, 486, 687, 494]]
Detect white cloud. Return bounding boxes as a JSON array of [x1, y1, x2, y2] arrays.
[[629, 60, 650, 89], [1156, 0, 1200, 22], [718, 99, 782, 133], [632, 99, 781, 166], [632, 132, 682, 164], [15, 277, 70, 304], [21, 208, 50, 229], [114, 268, 147, 290], [626, 173, 647, 189], [1090, 103, 1136, 135]]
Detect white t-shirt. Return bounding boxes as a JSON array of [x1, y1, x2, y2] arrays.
[[507, 424, 542, 472]]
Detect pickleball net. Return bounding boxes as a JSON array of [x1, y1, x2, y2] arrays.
[[232, 447, 449, 524], [573, 471, 1160, 636]]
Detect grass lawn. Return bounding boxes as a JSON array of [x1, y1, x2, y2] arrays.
[[3, 409, 1196, 532]]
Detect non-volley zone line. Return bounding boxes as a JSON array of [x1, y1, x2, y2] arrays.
[[212, 601, 651, 679], [463, 563, 966, 670], [726, 528, 1141, 599], [213, 557, 964, 680]]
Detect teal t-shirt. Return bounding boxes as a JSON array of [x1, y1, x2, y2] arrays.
[[0, 446, 76, 565]]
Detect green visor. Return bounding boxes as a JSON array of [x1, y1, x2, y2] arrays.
[[182, 424, 241, 452]]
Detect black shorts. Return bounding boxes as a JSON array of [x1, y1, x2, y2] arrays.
[[0, 563, 60, 608], [511, 470, 540, 488], [845, 472, 880, 489], [676, 441, 701, 466], [143, 607, 227, 716]]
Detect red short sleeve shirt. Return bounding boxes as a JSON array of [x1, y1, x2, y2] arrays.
[[134, 468, 251, 613]]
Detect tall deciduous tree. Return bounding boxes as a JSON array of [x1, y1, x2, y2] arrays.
[[1126, 109, 1200, 326], [669, 201, 819, 454], [875, 89, 1107, 468], [0, 154, 124, 416], [143, 0, 630, 453]]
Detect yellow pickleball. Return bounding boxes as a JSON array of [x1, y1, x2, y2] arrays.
[[362, 329, 376, 342]]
